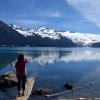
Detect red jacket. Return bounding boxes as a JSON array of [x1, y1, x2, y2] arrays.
[[15, 60, 28, 77]]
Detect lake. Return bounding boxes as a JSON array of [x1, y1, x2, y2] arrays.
[[0, 47, 100, 99]]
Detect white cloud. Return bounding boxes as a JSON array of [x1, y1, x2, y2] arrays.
[[40, 11, 63, 18], [65, 0, 100, 28]]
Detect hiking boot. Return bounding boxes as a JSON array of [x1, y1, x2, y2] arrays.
[[22, 91, 25, 96], [18, 91, 21, 97]]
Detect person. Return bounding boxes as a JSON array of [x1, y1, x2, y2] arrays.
[[15, 54, 28, 96]]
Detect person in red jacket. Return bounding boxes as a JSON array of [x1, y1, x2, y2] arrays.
[[15, 54, 28, 96]]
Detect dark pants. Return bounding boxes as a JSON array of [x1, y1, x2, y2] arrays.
[[17, 75, 26, 92]]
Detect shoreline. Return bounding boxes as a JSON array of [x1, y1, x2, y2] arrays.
[[0, 72, 100, 99]]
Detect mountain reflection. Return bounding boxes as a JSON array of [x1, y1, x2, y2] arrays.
[[0, 49, 100, 67], [0, 48, 100, 97], [28, 50, 100, 65]]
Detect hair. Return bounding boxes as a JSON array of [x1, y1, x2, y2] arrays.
[[17, 54, 24, 62]]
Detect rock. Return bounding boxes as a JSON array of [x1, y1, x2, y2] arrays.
[[64, 83, 73, 90], [32, 88, 53, 96], [0, 72, 17, 90]]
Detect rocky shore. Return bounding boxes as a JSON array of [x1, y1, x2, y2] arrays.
[[0, 72, 17, 90], [0, 72, 95, 100], [0, 72, 36, 100]]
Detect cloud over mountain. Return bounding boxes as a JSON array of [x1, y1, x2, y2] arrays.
[[66, 0, 100, 28]]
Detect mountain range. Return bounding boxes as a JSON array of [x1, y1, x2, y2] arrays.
[[0, 19, 100, 47]]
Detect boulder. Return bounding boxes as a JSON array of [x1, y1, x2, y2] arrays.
[[0, 72, 17, 90], [32, 88, 53, 96], [64, 83, 73, 90]]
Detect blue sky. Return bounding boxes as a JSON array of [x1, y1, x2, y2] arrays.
[[0, 0, 100, 33]]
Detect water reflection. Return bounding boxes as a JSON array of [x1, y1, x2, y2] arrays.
[[0, 48, 100, 97], [28, 50, 100, 65], [0, 49, 100, 66]]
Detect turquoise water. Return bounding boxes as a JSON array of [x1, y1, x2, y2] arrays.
[[0, 47, 100, 98]]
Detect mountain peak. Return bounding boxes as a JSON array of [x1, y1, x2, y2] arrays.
[[9, 24, 22, 30], [34, 26, 60, 39], [9, 24, 100, 46], [9, 24, 34, 37]]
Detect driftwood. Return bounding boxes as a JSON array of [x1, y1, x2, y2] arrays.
[[16, 77, 35, 100]]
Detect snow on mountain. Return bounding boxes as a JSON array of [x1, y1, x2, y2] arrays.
[[61, 31, 100, 46], [9, 24, 34, 37], [34, 27, 60, 39], [32, 27, 100, 46], [9, 24, 100, 46]]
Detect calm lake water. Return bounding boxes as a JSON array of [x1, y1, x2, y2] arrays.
[[0, 47, 100, 98]]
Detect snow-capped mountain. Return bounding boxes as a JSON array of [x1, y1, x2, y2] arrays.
[[34, 27, 61, 39], [0, 20, 75, 47], [9, 24, 100, 47], [9, 24, 34, 37], [9, 25, 60, 39], [61, 31, 100, 46]]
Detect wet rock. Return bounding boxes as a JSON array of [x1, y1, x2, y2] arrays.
[[64, 83, 73, 90], [0, 72, 17, 90], [32, 88, 53, 96]]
